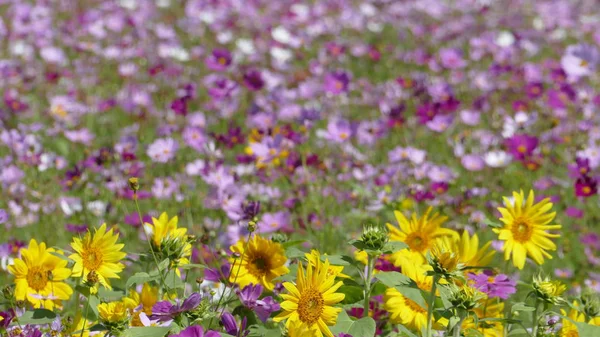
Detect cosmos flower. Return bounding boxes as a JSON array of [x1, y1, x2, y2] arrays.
[[561, 44, 600, 77], [324, 71, 350, 95], [494, 190, 560, 270], [168, 325, 221, 337], [147, 138, 179, 163], [469, 270, 516, 299]]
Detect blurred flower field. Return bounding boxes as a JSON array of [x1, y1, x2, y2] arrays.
[[1, 0, 600, 336]]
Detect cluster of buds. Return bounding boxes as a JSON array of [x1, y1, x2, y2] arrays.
[[270, 233, 288, 243], [581, 291, 600, 318], [447, 284, 485, 311], [359, 223, 389, 252], [155, 234, 194, 269], [428, 240, 464, 281], [84, 271, 100, 288], [532, 275, 566, 305]]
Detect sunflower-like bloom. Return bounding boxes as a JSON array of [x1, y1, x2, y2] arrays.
[[8, 239, 73, 309], [229, 235, 289, 290], [274, 260, 345, 337], [128, 283, 159, 326], [384, 260, 446, 332], [387, 207, 458, 264], [494, 190, 560, 269], [560, 303, 600, 337], [454, 231, 495, 268], [463, 300, 505, 337], [69, 223, 126, 293], [98, 300, 135, 324], [305, 250, 349, 279], [144, 212, 192, 270]]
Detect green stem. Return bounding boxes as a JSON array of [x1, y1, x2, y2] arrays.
[[453, 317, 465, 337], [425, 275, 439, 337], [80, 296, 90, 337], [532, 298, 540, 337], [133, 196, 168, 292], [362, 254, 376, 317]]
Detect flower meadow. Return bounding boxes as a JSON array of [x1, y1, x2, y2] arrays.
[[3, 0, 600, 337]]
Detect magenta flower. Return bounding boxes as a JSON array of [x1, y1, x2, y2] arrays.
[[469, 270, 516, 299], [439, 48, 466, 69], [575, 175, 597, 197], [147, 138, 179, 163], [243, 69, 264, 91], [152, 293, 202, 322], [324, 71, 350, 95], [504, 134, 538, 160], [205, 48, 232, 71]]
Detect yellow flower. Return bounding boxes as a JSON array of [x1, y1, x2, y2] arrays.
[[463, 300, 505, 337], [229, 235, 289, 290], [8, 239, 73, 309], [454, 231, 495, 268], [98, 300, 134, 323], [144, 212, 187, 248], [69, 223, 126, 292], [384, 260, 446, 333], [65, 313, 93, 337], [533, 275, 566, 304], [274, 260, 345, 337], [494, 190, 560, 269], [128, 283, 159, 326], [387, 207, 458, 263], [384, 288, 429, 332], [287, 318, 319, 337], [305, 250, 349, 279]]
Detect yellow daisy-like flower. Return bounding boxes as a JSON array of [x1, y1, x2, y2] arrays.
[[69, 223, 126, 292], [305, 250, 349, 279], [98, 300, 135, 323], [65, 313, 93, 337], [494, 190, 560, 269], [384, 287, 428, 332], [128, 283, 159, 326], [387, 207, 458, 263], [274, 260, 345, 337], [453, 231, 495, 268], [144, 212, 187, 248], [229, 235, 289, 290], [8, 239, 73, 309]]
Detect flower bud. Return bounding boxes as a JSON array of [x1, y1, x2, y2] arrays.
[[447, 284, 485, 311], [271, 233, 288, 243], [360, 223, 388, 251], [533, 275, 566, 305], [128, 177, 139, 191]]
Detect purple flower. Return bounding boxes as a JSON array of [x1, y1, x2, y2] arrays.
[[469, 271, 516, 299], [319, 119, 352, 143], [561, 44, 599, 77], [461, 155, 485, 171], [504, 134, 538, 160], [183, 126, 206, 152], [205, 264, 231, 282], [575, 175, 597, 197], [237, 284, 281, 322], [169, 325, 221, 337], [171, 97, 189, 116], [152, 293, 202, 322], [147, 138, 179, 163], [324, 71, 350, 95], [221, 313, 247, 337], [439, 48, 466, 69], [205, 48, 232, 71], [257, 212, 290, 233], [242, 201, 261, 220], [243, 69, 264, 91], [65, 224, 88, 234], [0, 209, 8, 225]]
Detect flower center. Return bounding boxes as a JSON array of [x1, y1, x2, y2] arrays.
[[82, 246, 104, 271], [27, 266, 49, 291], [247, 253, 271, 278], [517, 145, 527, 153], [403, 296, 426, 314], [511, 219, 533, 242], [297, 288, 324, 325], [406, 233, 428, 252]]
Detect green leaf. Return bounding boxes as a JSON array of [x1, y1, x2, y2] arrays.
[[285, 247, 306, 259], [347, 317, 376, 337], [338, 285, 364, 304], [16, 309, 57, 325], [164, 270, 185, 289], [49, 251, 74, 263], [88, 295, 100, 320], [330, 310, 354, 335], [375, 272, 411, 288], [179, 263, 207, 270], [483, 218, 503, 228], [511, 302, 536, 312], [574, 320, 600, 335], [75, 284, 91, 297], [396, 324, 419, 337], [123, 326, 172, 337], [382, 241, 408, 254], [282, 240, 304, 249], [158, 258, 170, 272], [321, 254, 352, 266], [247, 325, 282, 337], [464, 328, 485, 337], [126, 272, 160, 289], [447, 316, 461, 332], [507, 328, 529, 337], [349, 239, 368, 251]]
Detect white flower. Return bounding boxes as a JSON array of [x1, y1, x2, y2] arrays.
[[484, 150, 511, 168]]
